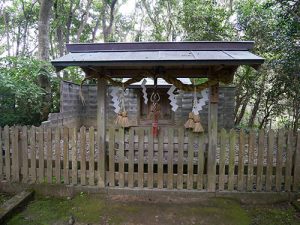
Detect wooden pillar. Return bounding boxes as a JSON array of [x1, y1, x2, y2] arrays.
[[97, 77, 107, 188], [207, 83, 219, 192]]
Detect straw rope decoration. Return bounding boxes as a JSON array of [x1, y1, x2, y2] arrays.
[[79, 68, 233, 104]]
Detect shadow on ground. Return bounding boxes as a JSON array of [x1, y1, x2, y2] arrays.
[[5, 193, 300, 225]]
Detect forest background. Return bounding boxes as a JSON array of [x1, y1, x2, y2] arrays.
[[0, 0, 299, 132]]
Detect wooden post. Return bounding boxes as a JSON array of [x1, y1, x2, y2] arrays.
[[97, 77, 107, 188], [207, 83, 219, 192]]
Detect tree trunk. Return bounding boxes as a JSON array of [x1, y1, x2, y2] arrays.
[[38, 0, 54, 60], [37, 0, 54, 122], [76, 0, 93, 42], [248, 73, 266, 127], [102, 0, 118, 42]]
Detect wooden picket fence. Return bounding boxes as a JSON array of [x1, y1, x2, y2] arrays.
[[0, 125, 300, 192]]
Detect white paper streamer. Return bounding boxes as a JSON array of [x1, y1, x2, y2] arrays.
[[192, 89, 209, 115], [141, 79, 148, 104], [167, 85, 178, 112], [110, 87, 120, 113]]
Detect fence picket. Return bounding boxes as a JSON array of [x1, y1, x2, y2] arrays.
[[54, 127, 61, 184], [46, 128, 52, 184], [266, 130, 274, 191], [21, 126, 28, 183], [228, 129, 235, 191], [177, 128, 184, 190], [4, 126, 10, 182], [63, 127, 69, 184], [293, 132, 300, 191], [197, 134, 205, 190], [187, 131, 194, 190], [138, 128, 144, 188], [158, 129, 164, 189], [285, 131, 293, 191], [89, 127, 95, 186], [148, 128, 154, 188], [237, 130, 245, 191], [167, 128, 174, 189], [12, 126, 20, 182], [108, 128, 115, 187], [118, 128, 125, 187], [247, 130, 254, 191], [128, 128, 134, 188], [30, 126, 36, 182], [275, 130, 284, 191], [219, 129, 226, 191], [256, 129, 264, 191], [37, 126, 44, 183], [80, 126, 86, 185], [71, 128, 77, 185]]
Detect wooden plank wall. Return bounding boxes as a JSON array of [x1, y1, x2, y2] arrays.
[[0, 126, 299, 192]]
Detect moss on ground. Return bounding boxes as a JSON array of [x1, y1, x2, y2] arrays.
[[5, 193, 300, 225], [245, 203, 300, 225]]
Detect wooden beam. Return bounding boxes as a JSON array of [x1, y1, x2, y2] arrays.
[[85, 66, 237, 78], [97, 77, 107, 188], [207, 83, 219, 192]]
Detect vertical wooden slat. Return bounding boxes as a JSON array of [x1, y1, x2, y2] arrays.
[[187, 131, 194, 190], [97, 78, 107, 188], [12, 126, 20, 182], [256, 129, 265, 191], [207, 84, 218, 192], [80, 126, 86, 185], [63, 127, 69, 184], [247, 130, 254, 191], [275, 130, 284, 191], [197, 133, 205, 190], [21, 126, 28, 183], [219, 129, 226, 191], [266, 130, 274, 191], [30, 126, 36, 183], [38, 126, 44, 183], [54, 127, 61, 184], [4, 126, 11, 182], [46, 128, 52, 184], [119, 128, 125, 187], [167, 128, 174, 189], [71, 128, 77, 185], [157, 129, 164, 189], [177, 128, 184, 189], [138, 128, 144, 188], [293, 132, 300, 192], [228, 129, 235, 191], [128, 128, 134, 188], [89, 127, 95, 186], [237, 130, 245, 191], [148, 128, 154, 188], [285, 131, 293, 191], [108, 128, 115, 187]]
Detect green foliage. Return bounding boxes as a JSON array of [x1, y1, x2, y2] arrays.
[[182, 0, 234, 41], [0, 56, 57, 126]]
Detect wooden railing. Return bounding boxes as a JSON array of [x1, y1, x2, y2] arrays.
[[0, 125, 299, 192]]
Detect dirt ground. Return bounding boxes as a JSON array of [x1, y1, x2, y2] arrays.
[[5, 193, 300, 225]]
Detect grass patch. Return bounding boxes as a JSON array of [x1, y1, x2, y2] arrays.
[[245, 203, 300, 225]]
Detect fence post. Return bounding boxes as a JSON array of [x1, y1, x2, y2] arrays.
[[207, 83, 219, 192]]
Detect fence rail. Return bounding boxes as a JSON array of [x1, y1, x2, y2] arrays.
[[0, 125, 299, 192]]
